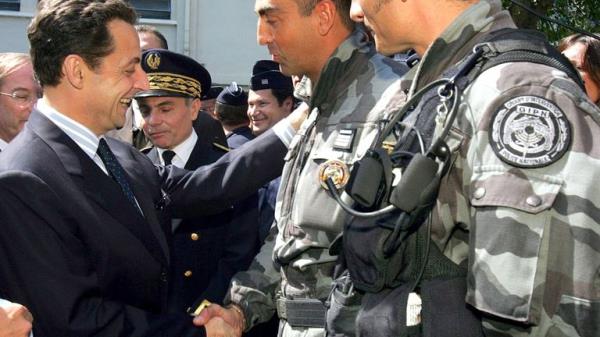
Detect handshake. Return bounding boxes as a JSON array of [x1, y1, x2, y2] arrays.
[[192, 301, 247, 337], [0, 300, 33, 337]]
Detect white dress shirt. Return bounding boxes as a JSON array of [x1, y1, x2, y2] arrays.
[[156, 130, 197, 168]]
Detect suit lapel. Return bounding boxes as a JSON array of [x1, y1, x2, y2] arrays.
[[29, 111, 168, 265], [146, 147, 159, 164], [114, 144, 169, 263]]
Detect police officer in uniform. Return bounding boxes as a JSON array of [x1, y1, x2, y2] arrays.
[[248, 60, 295, 243], [201, 86, 224, 116], [243, 60, 296, 337], [343, 0, 600, 336], [135, 49, 261, 314], [215, 83, 254, 150], [193, 0, 408, 336]]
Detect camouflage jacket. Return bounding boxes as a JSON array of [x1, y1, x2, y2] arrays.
[[226, 29, 407, 333], [398, 0, 600, 335]]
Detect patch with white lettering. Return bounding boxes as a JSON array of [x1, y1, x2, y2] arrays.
[[489, 96, 570, 168]]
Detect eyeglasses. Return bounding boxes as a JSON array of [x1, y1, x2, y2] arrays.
[[0, 90, 41, 107]]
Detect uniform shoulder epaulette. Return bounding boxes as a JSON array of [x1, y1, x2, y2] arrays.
[[212, 142, 230, 152]]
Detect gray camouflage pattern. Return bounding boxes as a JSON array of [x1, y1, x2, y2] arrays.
[[226, 29, 407, 337], [398, 0, 599, 335]]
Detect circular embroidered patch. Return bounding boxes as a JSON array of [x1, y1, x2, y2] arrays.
[[489, 95, 571, 168]]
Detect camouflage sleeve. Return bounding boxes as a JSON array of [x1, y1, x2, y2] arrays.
[[225, 224, 280, 330], [457, 62, 600, 336]]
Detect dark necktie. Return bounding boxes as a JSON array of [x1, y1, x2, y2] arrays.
[[97, 138, 142, 214], [161, 150, 176, 166]]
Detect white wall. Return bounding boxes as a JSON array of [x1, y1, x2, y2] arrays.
[[0, 0, 268, 86], [187, 1, 271, 86]]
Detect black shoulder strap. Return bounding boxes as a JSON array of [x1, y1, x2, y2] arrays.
[[471, 28, 585, 90]]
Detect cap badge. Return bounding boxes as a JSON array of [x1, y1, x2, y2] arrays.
[[146, 52, 161, 70]]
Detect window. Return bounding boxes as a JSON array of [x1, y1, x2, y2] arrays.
[[0, 0, 19, 11], [129, 0, 171, 20]]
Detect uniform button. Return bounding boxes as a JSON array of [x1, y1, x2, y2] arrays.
[[160, 271, 168, 282], [526, 195, 542, 207], [473, 187, 486, 200], [184, 270, 193, 277], [191, 233, 199, 241]]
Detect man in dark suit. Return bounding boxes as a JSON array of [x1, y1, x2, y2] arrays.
[[0, 1, 304, 336], [136, 49, 260, 313]]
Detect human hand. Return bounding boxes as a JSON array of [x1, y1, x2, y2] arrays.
[[0, 302, 33, 337], [287, 102, 310, 131], [193, 303, 244, 336], [204, 316, 239, 337]]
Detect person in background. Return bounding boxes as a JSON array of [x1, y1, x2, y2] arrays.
[[197, 86, 229, 148], [558, 33, 600, 105], [191, 104, 229, 153], [247, 60, 294, 242], [215, 82, 253, 149], [193, 83, 229, 152], [0, 52, 38, 337], [248, 60, 295, 137], [137, 24, 169, 51], [201, 86, 224, 117], [242, 59, 296, 337], [137, 49, 261, 316], [0, 53, 40, 151]]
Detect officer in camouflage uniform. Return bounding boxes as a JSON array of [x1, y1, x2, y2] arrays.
[[192, 0, 408, 336], [347, 0, 600, 336]]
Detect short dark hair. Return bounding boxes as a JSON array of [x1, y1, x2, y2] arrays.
[[136, 24, 169, 50], [271, 87, 295, 106], [28, 0, 137, 87], [215, 103, 249, 127], [558, 33, 600, 93], [295, 0, 354, 31]]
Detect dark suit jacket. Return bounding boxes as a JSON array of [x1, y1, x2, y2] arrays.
[[226, 126, 255, 150], [146, 139, 260, 311], [257, 177, 281, 243], [0, 110, 286, 337]]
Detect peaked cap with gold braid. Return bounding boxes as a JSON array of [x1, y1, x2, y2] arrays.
[[136, 49, 211, 99]]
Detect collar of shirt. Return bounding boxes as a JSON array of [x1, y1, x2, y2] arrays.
[[37, 99, 109, 174], [0, 137, 7, 151], [157, 130, 197, 168]]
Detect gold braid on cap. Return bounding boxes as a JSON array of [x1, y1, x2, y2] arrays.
[[147, 73, 201, 98]]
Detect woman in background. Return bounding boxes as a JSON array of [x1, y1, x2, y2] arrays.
[[558, 33, 600, 106]]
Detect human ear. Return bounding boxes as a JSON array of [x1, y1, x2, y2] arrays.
[[63, 55, 86, 89], [315, 0, 336, 36]]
